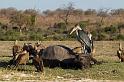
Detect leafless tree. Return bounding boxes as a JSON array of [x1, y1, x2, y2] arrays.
[[58, 2, 75, 25], [97, 8, 110, 27], [84, 9, 97, 16]]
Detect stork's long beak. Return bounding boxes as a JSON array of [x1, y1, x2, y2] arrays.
[[70, 27, 77, 35]]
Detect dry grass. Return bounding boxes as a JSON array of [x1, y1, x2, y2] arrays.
[[0, 41, 123, 56], [0, 41, 124, 82]]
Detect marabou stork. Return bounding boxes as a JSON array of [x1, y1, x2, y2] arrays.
[[70, 24, 93, 54]]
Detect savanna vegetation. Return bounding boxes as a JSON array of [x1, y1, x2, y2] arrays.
[[0, 3, 124, 41], [0, 2, 124, 82]]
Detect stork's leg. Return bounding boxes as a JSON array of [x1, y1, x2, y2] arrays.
[[83, 45, 87, 54], [81, 44, 84, 54]]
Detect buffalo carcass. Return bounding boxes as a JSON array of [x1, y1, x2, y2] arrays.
[[41, 45, 92, 69], [72, 46, 98, 65]]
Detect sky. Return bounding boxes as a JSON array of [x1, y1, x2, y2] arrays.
[[0, 0, 124, 12]]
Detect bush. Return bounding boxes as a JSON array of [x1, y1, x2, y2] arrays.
[[118, 23, 124, 29], [117, 34, 124, 40], [0, 30, 20, 41], [92, 25, 120, 41], [56, 22, 66, 29], [0, 23, 124, 41], [104, 25, 118, 34], [54, 22, 67, 33], [28, 31, 44, 41], [79, 21, 89, 29]]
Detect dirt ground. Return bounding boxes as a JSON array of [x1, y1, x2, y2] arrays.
[[1, 73, 124, 82], [1, 72, 123, 82]]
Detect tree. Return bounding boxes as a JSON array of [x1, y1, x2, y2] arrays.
[[0, 7, 17, 18], [84, 9, 97, 15], [42, 9, 52, 16], [24, 9, 38, 27], [97, 8, 110, 27], [58, 2, 75, 25], [110, 9, 124, 16]]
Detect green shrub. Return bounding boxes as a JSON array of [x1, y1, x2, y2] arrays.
[[28, 31, 44, 41], [118, 23, 124, 29], [0, 23, 124, 41], [104, 25, 118, 34], [79, 21, 89, 29], [54, 22, 67, 33], [0, 30, 20, 41], [57, 22, 66, 29], [117, 34, 124, 40]]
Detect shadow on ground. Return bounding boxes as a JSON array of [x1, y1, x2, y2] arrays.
[[0, 57, 35, 72]]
